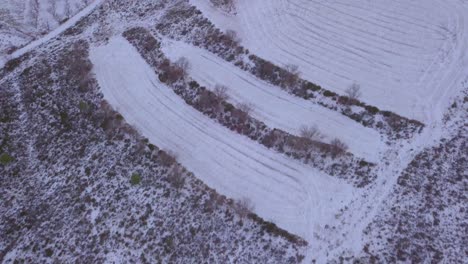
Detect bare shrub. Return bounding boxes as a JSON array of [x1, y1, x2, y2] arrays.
[[159, 150, 177, 167], [211, 0, 236, 13], [225, 29, 241, 45], [299, 125, 323, 141], [168, 165, 185, 190], [197, 89, 220, 110], [284, 64, 300, 87], [175, 57, 191, 76], [346, 82, 362, 101], [213, 84, 230, 101], [237, 102, 253, 115], [159, 59, 184, 83], [235, 102, 253, 123], [287, 136, 311, 152], [330, 138, 348, 157], [234, 197, 254, 219], [259, 61, 275, 80]]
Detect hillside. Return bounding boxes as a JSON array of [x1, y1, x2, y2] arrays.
[[1, 0, 467, 263]]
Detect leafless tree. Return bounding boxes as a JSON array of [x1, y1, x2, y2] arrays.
[[214, 84, 230, 101], [175, 57, 191, 77], [225, 29, 241, 45], [234, 197, 254, 219], [237, 102, 253, 116], [299, 125, 323, 141], [330, 138, 348, 157], [284, 64, 300, 88], [346, 82, 362, 101]]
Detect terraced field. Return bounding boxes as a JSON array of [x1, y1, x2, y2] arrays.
[[192, 0, 468, 122], [161, 39, 386, 161], [90, 37, 356, 240], [88, 0, 467, 260], [2, 0, 467, 262]]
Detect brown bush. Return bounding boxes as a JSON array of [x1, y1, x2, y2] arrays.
[[175, 57, 190, 76], [197, 89, 220, 110], [258, 61, 275, 80], [159, 58, 185, 84]]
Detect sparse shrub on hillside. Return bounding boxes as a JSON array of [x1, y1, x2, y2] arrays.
[[0, 153, 14, 165], [130, 172, 141, 185]]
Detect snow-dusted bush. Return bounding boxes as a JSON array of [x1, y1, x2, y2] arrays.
[[234, 197, 254, 219], [299, 125, 323, 141], [213, 84, 230, 101], [210, 0, 236, 13]]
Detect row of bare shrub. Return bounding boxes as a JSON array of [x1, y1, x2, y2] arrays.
[[155, 3, 424, 140], [123, 27, 376, 187]]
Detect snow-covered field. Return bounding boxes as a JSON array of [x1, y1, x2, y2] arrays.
[[90, 36, 358, 241], [191, 0, 468, 123], [161, 39, 386, 161]]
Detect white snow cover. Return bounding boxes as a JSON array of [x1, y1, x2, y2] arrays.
[[190, 0, 468, 123], [90, 36, 358, 242], [161, 39, 386, 162], [0, 0, 103, 68]]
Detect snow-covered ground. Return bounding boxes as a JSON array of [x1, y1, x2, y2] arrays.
[[90, 36, 358, 242], [161, 39, 386, 162], [0, 0, 101, 67], [190, 0, 468, 123]]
